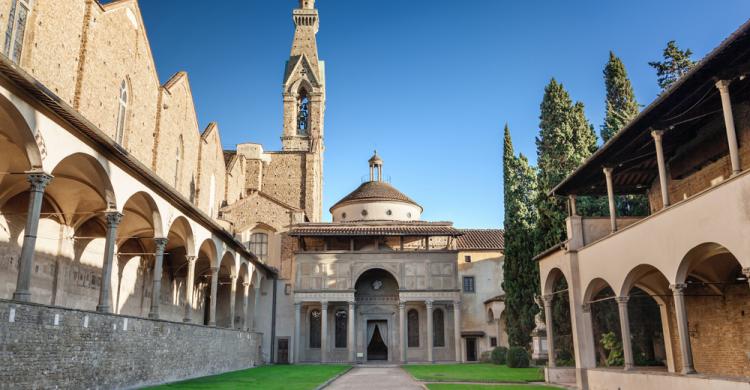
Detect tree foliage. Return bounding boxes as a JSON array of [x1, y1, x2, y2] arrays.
[[648, 40, 696, 91], [602, 51, 640, 143], [534, 79, 598, 253], [501, 125, 539, 348]]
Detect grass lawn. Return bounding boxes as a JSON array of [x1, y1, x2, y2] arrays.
[[403, 364, 544, 383], [146, 364, 350, 390], [427, 385, 559, 390]]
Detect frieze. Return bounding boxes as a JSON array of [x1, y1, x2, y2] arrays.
[[294, 291, 355, 303]]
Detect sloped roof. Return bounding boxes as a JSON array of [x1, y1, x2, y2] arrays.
[[456, 229, 504, 250], [289, 220, 461, 237], [330, 181, 421, 211]]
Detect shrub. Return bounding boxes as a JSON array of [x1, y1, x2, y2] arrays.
[[491, 346, 508, 365], [601, 331, 624, 367], [479, 351, 492, 363], [506, 346, 530, 368]]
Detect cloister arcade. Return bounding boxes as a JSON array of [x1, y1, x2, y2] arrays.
[[541, 242, 750, 380], [0, 82, 267, 330]]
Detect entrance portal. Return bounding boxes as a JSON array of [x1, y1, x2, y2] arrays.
[[367, 320, 388, 361]]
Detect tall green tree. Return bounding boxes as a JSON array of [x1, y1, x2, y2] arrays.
[[534, 79, 598, 252], [602, 51, 640, 143], [648, 40, 696, 90], [501, 125, 539, 348]]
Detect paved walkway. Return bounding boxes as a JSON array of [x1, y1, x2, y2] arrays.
[[325, 366, 424, 390]]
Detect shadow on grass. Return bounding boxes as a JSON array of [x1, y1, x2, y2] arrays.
[[145, 365, 351, 390]]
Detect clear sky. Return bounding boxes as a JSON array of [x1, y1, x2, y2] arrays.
[[135, 0, 750, 228]]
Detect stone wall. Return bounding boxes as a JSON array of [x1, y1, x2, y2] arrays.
[[0, 299, 262, 389], [196, 124, 227, 219]]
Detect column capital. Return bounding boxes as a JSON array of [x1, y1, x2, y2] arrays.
[[230, 274, 238, 281], [243, 281, 251, 287], [742, 267, 750, 278], [209, 266, 219, 273], [26, 171, 53, 192], [670, 283, 688, 293], [425, 299, 434, 308], [348, 300, 356, 306], [398, 301, 406, 309], [603, 166, 614, 176], [320, 300, 329, 308], [615, 296, 629, 304], [542, 294, 554, 306], [186, 255, 197, 263], [103, 210, 124, 228], [715, 79, 731, 92], [153, 237, 168, 251], [651, 129, 665, 139], [452, 299, 461, 306], [581, 303, 591, 313], [294, 301, 302, 309]]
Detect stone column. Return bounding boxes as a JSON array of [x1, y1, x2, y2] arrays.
[[96, 210, 123, 313], [671, 283, 695, 374], [399, 301, 407, 363], [321, 300, 329, 363], [208, 266, 219, 326], [148, 237, 169, 319], [294, 302, 302, 363], [228, 275, 238, 328], [183, 256, 197, 322], [603, 167, 617, 232], [616, 296, 634, 370], [251, 284, 261, 331], [716, 80, 741, 175], [453, 300, 462, 362], [242, 281, 250, 330], [651, 130, 670, 208], [13, 172, 53, 302], [426, 300, 434, 363], [348, 300, 356, 362], [543, 294, 556, 367]]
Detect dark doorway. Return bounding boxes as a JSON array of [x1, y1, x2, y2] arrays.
[[466, 338, 477, 362], [277, 338, 289, 364], [367, 321, 388, 361], [202, 291, 210, 325]]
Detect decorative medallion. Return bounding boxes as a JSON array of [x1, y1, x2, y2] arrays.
[[371, 280, 383, 291]]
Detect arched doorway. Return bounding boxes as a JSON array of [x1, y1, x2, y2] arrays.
[[355, 268, 399, 362]]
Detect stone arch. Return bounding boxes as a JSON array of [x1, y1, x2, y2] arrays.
[[353, 266, 401, 290], [216, 251, 237, 328], [583, 278, 622, 367], [583, 277, 616, 304], [543, 267, 568, 296], [675, 242, 741, 287], [49, 152, 116, 226], [166, 216, 195, 257], [619, 264, 671, 304], [0, 91, 42, 169]]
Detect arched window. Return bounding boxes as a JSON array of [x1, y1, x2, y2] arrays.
[[208, 173, 216, 217], [335, 309, 347, 348], [248, 233, 268, 262], [174, 135, 183, 188], [115, 80, 128, 144], [433, 308, 445, 347], [296, 88, 310, 135], [4, 0, 30, 63], [407, 309, 419, 347], [309, 309, 321, 348]]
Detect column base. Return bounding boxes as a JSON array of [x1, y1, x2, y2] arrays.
[[12, 291, 31, 302], [96, 305, 111, 313], [148, 312, 159, 320], [183, 318, 192, 323], [682, 368, 697, 375], [209, 321, 216, 327]]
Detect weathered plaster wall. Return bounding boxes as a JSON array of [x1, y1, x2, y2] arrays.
[[457, 250, 506, 354]]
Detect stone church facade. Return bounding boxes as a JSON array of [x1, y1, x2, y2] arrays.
[[0, 0, 505, 386]]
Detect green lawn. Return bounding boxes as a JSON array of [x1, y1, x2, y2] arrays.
[[427, 385, 559, 390], [403, 364, 544, 383], [146, 365, 350, 390]]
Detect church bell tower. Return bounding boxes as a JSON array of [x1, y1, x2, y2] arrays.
[[282, 0, 325, 153]]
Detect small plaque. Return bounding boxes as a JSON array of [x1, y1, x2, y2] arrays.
[[357, 352, 364, 358]]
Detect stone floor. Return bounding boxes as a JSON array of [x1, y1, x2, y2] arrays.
[[325, 366, 424, 390]]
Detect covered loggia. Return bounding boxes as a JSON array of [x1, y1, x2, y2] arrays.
[[216, 251, 237, 328], [583, 278, 622, 368], [542, 268, 575, 367], [189, 237, 216, 325], [234, 262, 251, 329]]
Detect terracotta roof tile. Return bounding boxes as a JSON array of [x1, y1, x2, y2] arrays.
[[456, 229, 504, 250], [289, 221, 461, 236], [330, 181, 421, 211]]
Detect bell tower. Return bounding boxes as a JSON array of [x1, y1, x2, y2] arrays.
[[282, 0, 325, 153]]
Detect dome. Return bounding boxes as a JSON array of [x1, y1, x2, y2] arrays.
[[330, 154, 423, 222]]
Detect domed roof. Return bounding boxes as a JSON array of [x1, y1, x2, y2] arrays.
[[368, 151, 383, 165], [330, 180, 421, 212]]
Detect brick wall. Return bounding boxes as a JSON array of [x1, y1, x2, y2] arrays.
[[0, 299, 262, 389]]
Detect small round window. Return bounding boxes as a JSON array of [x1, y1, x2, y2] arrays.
[[386, 209, 393, 216], [407, 212, 412, 218], [361, 209, 368, 216], [341, 212, 347, 219]]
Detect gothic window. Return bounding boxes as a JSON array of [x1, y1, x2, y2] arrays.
[[4, 0, 30, 63], [115, 80, 129, 144], [297, 88, 310, 135], [433, 308, 445, 347], [174, 135, 183, 188], [249, 233, 268, 262], [407, 309, 419, 347], [309, 309, 321, 348], [335, 310, 347, 348]]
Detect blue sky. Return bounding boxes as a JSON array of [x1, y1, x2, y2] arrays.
[[136, 1, 750, 228]]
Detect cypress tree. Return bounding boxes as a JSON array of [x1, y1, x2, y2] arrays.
[[534, 79, 598, 252], [602, 51, 640, 143], [501, 125, 539, 348], [648, 40, 696, 91]]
